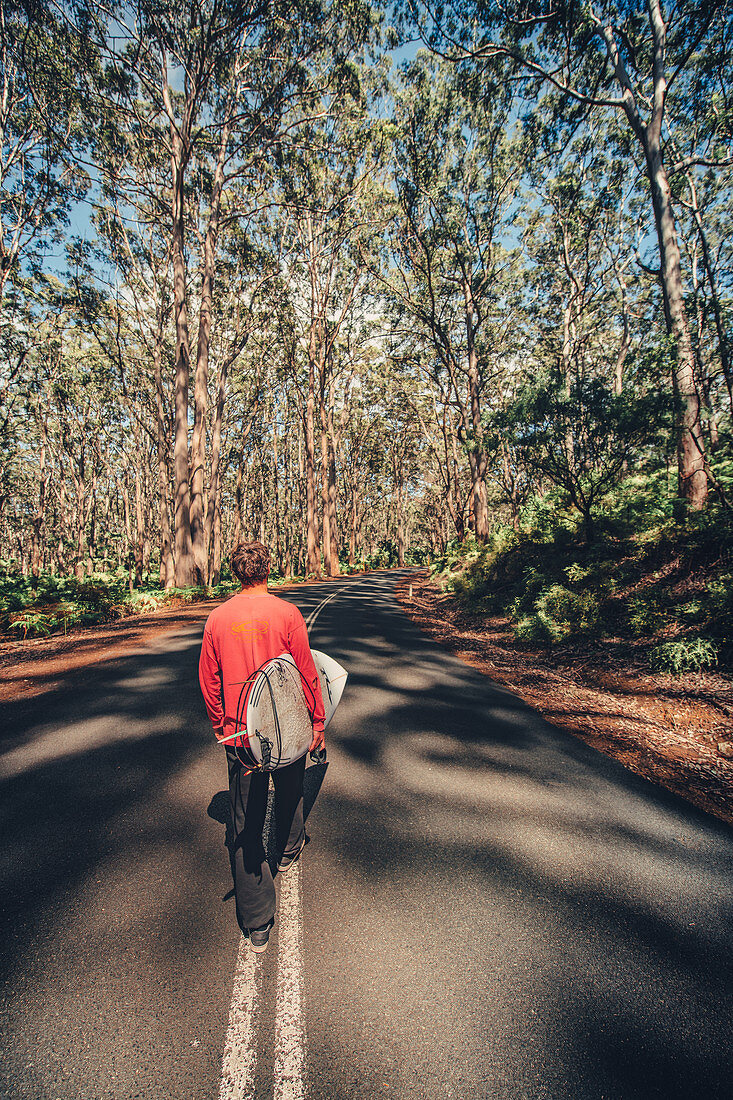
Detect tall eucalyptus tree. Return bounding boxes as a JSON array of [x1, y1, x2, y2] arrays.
[[277, 63, 387, 576]]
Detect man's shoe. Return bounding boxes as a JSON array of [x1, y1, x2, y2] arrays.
[[277, 835, 307, 873], [249, 921, 273, 952]]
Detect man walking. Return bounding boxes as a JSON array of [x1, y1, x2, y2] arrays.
[[199, 540, 325, 951]]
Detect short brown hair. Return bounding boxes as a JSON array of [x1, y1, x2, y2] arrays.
[[231, 541, 271, 587]]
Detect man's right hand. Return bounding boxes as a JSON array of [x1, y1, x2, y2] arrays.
[[309, 725, 325, 754]]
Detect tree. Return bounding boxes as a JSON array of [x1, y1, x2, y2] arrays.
[[277, 64, 385, 575], [0, 0, 90, 302], [493, 372, 668, 541]]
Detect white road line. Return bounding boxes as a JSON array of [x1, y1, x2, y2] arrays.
[[306, 577, 369, 630], [305, 587, 340, 627], [274, 862, 306, 1100], [219, 938, 261, 1100]]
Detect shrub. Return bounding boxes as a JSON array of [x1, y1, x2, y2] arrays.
[[207, 581, 239, 598], [127, 591, 165, 614], [565, 562, 593, 585], [432, 535, 485, 577], [649, 637, 719, 675], [627, 594, 668, 637], [161, 585, 203, 602], [705, 574, 733, 633], [514, 614, 555, 644], [74, 580, 118, 614], [7, 610, 55, 638], [74, 609, 107, 626], [513, 584, 600, 644]]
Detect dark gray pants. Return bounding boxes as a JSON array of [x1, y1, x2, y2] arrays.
[[225, 747, 306, 931]]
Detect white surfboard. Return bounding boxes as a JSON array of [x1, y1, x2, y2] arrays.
[[241, 649, 347, 769], [311, 649, 348, 728]]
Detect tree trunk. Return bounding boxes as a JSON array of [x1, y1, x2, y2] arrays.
[[282, 421, 294, 577], [87, 456, 97, 576], [233, 461, 244, 549], [258, 467, 266, 543], [643, 133, 707, 508], [327, 437, 339, 574], [562, 296, 577, 468], [204, 357, 230, 583], [628, 0, 707, 509], [154, 320, 175, 588], [349, 483, 358, 566], [74, 452, 86, 581], [396, 470, 405, 566], [31, 424, 47, 587], [191, 117, 232, 583], [273, 426, 284, 574], [122, 475, 134, 592], [325, 376, 340, 576], [212, 499, 223, 584], [56, 462, 66, 574], [320, 423, 330, 571], [133, 424, 144, 588], [169, 114, 195, 584], [464, 281, 490, 541], [306, 346, 320, 576], [447, 414, 465, 541], [684, 170, 733, 415]]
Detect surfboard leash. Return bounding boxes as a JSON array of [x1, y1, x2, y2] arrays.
[[230, 665, 281, 770], [222, 656, 323, 771], [223, 670, 260, 769]]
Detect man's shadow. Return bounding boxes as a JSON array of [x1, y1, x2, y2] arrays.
[[207, 761, 329, 901]]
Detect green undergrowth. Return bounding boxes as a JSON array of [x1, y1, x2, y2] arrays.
[[432, 475, 732, 675], [0, 571, 240, 639]]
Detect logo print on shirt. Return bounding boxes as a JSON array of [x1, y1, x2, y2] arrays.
[[231, 619, 269, 641]]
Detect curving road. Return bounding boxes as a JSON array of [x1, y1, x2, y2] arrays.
[[1, 570, 732, 1100]]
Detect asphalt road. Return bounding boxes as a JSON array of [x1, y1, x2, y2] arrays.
[[1, 570, 732, 1100]]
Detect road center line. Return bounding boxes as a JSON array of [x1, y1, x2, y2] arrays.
[[274, 862, 306, 1100], [305, 581, 354, 629], [219, 936, 261, 1100]]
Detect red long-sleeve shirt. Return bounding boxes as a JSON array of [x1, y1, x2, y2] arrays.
[[198, 590, 325, 747]]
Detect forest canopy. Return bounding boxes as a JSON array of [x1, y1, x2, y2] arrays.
[[2, 0, 732, 612]]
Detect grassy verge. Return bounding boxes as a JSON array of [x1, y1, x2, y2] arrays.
[[0, 572, 243, 640]]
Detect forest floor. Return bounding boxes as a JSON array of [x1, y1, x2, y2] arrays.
[[395, 572, 733, 829]]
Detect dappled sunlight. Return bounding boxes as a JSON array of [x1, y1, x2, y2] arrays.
[[0, 711, 184, 781]]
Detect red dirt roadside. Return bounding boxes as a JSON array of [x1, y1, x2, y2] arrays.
[[396, 573, 733, 830]]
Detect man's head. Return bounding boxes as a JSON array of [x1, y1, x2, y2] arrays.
[[231, 540, 271, 588]]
